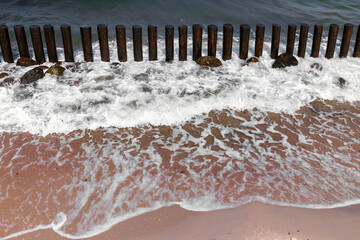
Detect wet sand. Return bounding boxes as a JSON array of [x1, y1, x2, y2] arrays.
[[8, 202, 360, 240], [1, 100, 360, 239]]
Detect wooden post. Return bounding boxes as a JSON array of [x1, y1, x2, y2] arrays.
[[325, 24, 339, 59], [148, 25, 157, 61], [43, 24, 58, 63], [207, 25, 217, 57], [271, 24, 281, 59], [165, 25, 174, 62], [179, 25, 187, 61], [30, 25, 45, 63], [286, 24, 296, 54], [239, 24, 250, 60], [0, 25, 14, 63], [193, 24, 202, 61], [14, 25, 30, 58], [298, 24, 309, 58], [115, 25, 127, 62], [97, 24, 110, 62], [61, 24, 74, 62], [354, 25, 360, 58], [339, 23, 353, 58], [80, 26, 93, 62], [310, 24, 323, 58], [132, 25, 143, 62], [222, 23, 233, 60], [255, 24, 265, 58]]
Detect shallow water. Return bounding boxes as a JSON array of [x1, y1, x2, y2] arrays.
[[1, 100, 360, 238], [0, 43, 360, 238], [0, 0, 360, 239]]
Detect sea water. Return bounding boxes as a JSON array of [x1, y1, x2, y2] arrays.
[[0, 0, 360, 239]]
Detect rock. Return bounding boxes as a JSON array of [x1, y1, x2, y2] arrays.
[[16, 57, 39, 67], [0, 77, 15, 87], [272, 53, 298, 68], [195, 56, 222, 67], [111, 62, 120, 67], [46, 65, 66, 76], [134, 73, 149, 81], [246, 57, 259, 63], [20, 67, 45, 84], [337, 77, 346, 88], [310, 62, 323, 71], [38, 66, 49, 70], [94, 74, 114, 82], [0, 72, 9, 79]]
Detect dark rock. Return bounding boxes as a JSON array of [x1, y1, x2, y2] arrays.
[[16, 57, 39, 67], [337, 77, 346, 88], [0, 77, 15, 87], [46, 65, 66, 76], [55, 61, 63, 66], [20, 67, 45, 84], [246, 57, 259, 63], [141, 85, 153, 93], [310, 62, 323, 71], [38, 66, 49, 70], [272, 53, 298, 68], [0, 72, 9, 79], [111, 62, 120, 67], [195, 56, 222, 67]]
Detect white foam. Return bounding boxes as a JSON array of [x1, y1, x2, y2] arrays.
[[0, 37, 359, 135]]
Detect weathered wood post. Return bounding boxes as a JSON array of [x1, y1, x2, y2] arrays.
[[61, 24, 74, 62], [97, 24, 110, 62], [310, 24, 323, 58], [43, 24, 58, 62], [354, 25, 360, 58], [0, 25, 14, 63], [271, 24, 281, 59], [30, 25, 45, 63], [239, 24, 250, 60], [298, 24, 309, 58], [132, 25, 143, 62], [116, 25, 127, 62], [148, 25, 157, 61], [222, 23, 233, 60], [80, 26, 93, 62], [255, 24, 265, 57], [193, 24, 202, 61], [286, 24, 296, 54], [165, 25, 174, 62], [14, 25, 30, 58], [179, 25, 188, 61], [208, 25, 217, 57], [325, 24, 339, 59], [339, 23, 353, 58]]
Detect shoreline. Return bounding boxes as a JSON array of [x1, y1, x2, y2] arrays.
[[6, 201, 360, 240]]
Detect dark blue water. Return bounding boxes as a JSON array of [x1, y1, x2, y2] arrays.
[[0, 0, 359, 30]]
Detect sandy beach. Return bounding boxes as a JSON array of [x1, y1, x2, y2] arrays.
[[7, 201, 360, 240], [1, 100, 360, 240], [0, 0, 360, 239]]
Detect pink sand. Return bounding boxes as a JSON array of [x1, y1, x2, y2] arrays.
[[8, 202, 360, 240]]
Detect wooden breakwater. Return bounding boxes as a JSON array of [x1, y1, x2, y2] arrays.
[[0, 23, 359, 64]]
